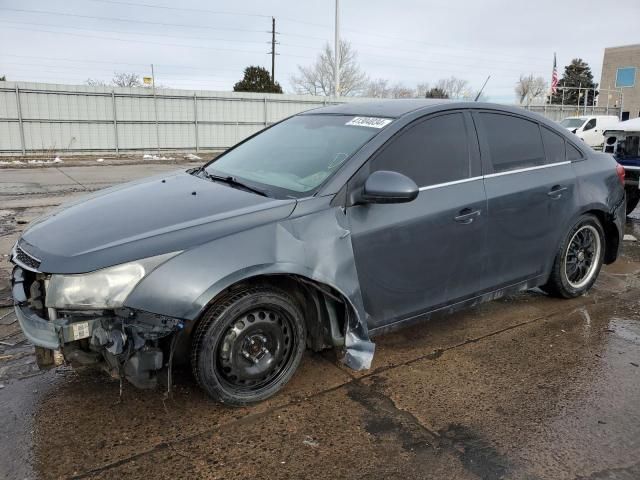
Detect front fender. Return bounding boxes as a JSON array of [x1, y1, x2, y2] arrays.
[[123, 197, 374, 369]]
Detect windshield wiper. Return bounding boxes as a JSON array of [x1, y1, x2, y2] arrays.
[[199, 169, 268, 197]]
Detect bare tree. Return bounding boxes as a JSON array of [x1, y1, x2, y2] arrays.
[[85, 78, 108, 87], [290, 40, 368, 96], [389, 83, 415, 99], [515, 74, 548, 105], [111, 72, 143, 88], [414, 82, 430, 98], [364, 78, 391, 98], [435, 76, 469, 99], [85, 72, 145, 88]]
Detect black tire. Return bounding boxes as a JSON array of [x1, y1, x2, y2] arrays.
[[542, 214, 605, 299], [626, 187, 640, 216], [191, 286, 306, 406]]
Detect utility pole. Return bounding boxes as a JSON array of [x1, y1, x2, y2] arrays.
[[151, 63, 160, 156], [270, 17, 276, 82], [334, 0, 340, 97]]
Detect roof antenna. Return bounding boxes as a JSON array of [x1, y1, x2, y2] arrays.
[[475, 75, 491, 101]]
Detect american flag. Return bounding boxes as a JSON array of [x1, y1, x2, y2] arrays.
[[551, 53, 559, 94]]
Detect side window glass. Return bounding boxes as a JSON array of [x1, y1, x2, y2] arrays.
[[370, 112, 471, 187], [583, 119, 596, 131], [567, 143, 584, 161], [479, 113, 545, 173], [541, 126, 566, 164]]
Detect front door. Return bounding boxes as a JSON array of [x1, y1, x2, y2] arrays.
[[347, 111, 489, 328]]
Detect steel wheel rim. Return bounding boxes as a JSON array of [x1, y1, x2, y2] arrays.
[[564, 225, 601, 289], [215, 306, 297, 394]]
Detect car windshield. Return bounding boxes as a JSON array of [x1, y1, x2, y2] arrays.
[[205, 114, 389, 195], [560, 118, 585, 128]]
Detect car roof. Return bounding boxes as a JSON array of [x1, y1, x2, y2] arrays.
[[299, 99, 452, 118], [299, 99, 563, 120]]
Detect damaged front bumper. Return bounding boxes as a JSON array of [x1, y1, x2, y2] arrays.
[[11, 265, 184, 388]]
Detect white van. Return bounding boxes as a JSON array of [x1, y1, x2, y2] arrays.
[[559, 115, 620, 148]]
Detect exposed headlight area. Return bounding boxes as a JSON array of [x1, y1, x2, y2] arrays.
[[45, 252, 180, 310], [11, 250, 184, 391]]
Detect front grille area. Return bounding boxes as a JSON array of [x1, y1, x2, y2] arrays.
[[15, 246, 42, 270]]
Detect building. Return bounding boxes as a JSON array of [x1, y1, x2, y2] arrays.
[[600, 44, 640, 120]]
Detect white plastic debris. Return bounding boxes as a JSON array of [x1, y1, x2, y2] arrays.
[[623, 234, 637, 242], [302, 436, 319, 448], [143, 154, 175, 161], [96, 158, 104, 162], [26, 158, 64, 165]]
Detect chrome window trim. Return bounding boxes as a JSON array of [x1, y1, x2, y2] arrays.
[[483, 161, 570, 179], [417, 161, 571, 192], [418, 176, 482, 191]]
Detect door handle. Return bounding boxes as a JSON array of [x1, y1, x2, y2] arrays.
[[547, 185, 568, 199], [454, 208, 481, 224]]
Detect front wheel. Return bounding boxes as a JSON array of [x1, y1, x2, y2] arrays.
[[191, 286, 306, 406], [542, 214, 605, 298]]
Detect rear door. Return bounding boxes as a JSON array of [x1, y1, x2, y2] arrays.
[[347, 111, 489, 328], [473, 111, 577, 287]]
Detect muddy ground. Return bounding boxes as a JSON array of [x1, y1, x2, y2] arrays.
[[1, 163, 639, 480]]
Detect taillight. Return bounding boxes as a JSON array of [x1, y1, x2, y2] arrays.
[[616, 163, 625, 186]]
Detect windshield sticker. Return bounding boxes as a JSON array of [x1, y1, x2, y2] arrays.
[[346, 117, 392, 129]]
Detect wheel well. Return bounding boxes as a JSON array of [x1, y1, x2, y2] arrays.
[[183, 274, 350, 356], [586, 209, 619, 264]]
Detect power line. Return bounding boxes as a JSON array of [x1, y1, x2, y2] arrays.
[[0, 25, 311, 58], [77, 0, 272, 19], [0, 7, 267, 35], [0, 20, 276, 47]]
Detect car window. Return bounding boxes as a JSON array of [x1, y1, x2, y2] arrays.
[[370, 112, 471, 187], [207, 114, 385, 195], [583, 119, 596, 131], [478, 112, 545, 173], [567, 142, 584, 161], [541, 126, 566, 164]]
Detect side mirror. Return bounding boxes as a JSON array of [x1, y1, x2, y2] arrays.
[[358, 170, 419, 204]]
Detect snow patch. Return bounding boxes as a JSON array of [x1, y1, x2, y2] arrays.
[[26, 158, 64, 165], [184, 153, 202, 160], [96, 158, 104, 162], [143, 154, 175, 161], [0, 160, 25, 165]]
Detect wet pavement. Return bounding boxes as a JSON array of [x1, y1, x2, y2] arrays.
[[1, 164, 640, 479]]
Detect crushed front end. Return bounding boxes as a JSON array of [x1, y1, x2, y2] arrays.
[[10, 246, 184, 389]]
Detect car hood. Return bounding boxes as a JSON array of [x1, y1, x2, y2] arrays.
[[18, 170, 297, 274]]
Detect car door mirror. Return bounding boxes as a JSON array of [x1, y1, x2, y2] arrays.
[[358, 170, 419, 204]]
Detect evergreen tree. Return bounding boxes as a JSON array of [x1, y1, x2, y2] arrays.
[[550, 58, 598, 106], [425, 87, 449, 99], [233, 66, 282, 94]]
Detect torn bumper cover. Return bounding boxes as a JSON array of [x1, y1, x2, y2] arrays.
[[11, 265, 184, 388]]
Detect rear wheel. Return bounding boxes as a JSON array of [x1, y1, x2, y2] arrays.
[[626, 187, 640, 216], [191, 286, 306, 406], [542, 214, 604, 298]]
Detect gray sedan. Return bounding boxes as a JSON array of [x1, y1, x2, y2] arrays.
[[11, 100, 626, 405]]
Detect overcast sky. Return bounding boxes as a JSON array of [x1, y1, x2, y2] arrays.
[[0, 0, 638, 102]]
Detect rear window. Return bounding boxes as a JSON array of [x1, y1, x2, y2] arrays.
[[478, 112, 545, 173], [567, 143, 584, 161], [541, 127, 566, 164]]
